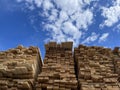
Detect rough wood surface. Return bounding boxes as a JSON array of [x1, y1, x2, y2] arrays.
[[36, 42, 78, 90], [0, 45, 43, 90], [0, 42, 120, 90]]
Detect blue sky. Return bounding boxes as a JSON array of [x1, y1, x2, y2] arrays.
[[0, 0, 120, 58]]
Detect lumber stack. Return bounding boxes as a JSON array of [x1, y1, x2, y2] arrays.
[[36, 42, 78, 90], [0, 42, 120, 90], [113, 47, 120, 82], [114, 57, 120, 82], [74, 45, 120, 90], [0, 45, 43, 90]]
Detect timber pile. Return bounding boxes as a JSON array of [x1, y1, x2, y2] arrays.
[[113, 47, 120, 82], [0, 45, 43, 90], [36, 42, 78, 90], [0, 42, 120, 90], [74, 45, 120, 90]]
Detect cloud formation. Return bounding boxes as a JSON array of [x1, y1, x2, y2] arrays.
[[113, 24, 120, 32], [101, 0, 120, 27], [19, 0, 96, 46], [16, 0, 113, 46], [99, 33, 109, 42], [82, 32, 99, 44]]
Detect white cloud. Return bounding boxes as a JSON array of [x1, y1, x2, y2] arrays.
[[45, 21, 82, 46], [114, 0, 120, 6], [113, 24, 120, 32], [83, 0, 98, 5], [82, 32, 99, 44], [101, 0, 120, 27], [62, 22, 76, 34], [71, 9, 93, 30], [43, 0, 54, 11], [99, 33, 109, 42], [48, 9, 58, 21], [59, 10, 68, 22], [43, 0, 95, 46], [16, 0, 35, 10], [34, 0, 42, 7], [16, 0, 99, 46], [54, 0, 79, 15], [62, 22, 82, 44]]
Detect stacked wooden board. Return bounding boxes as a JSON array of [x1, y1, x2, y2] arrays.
[[113, 47, 120, 82], [36, 42, 78, 90], [0, 42, 120, 90], [0, 45, 43, 90], [74, 45, 120, 90]]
